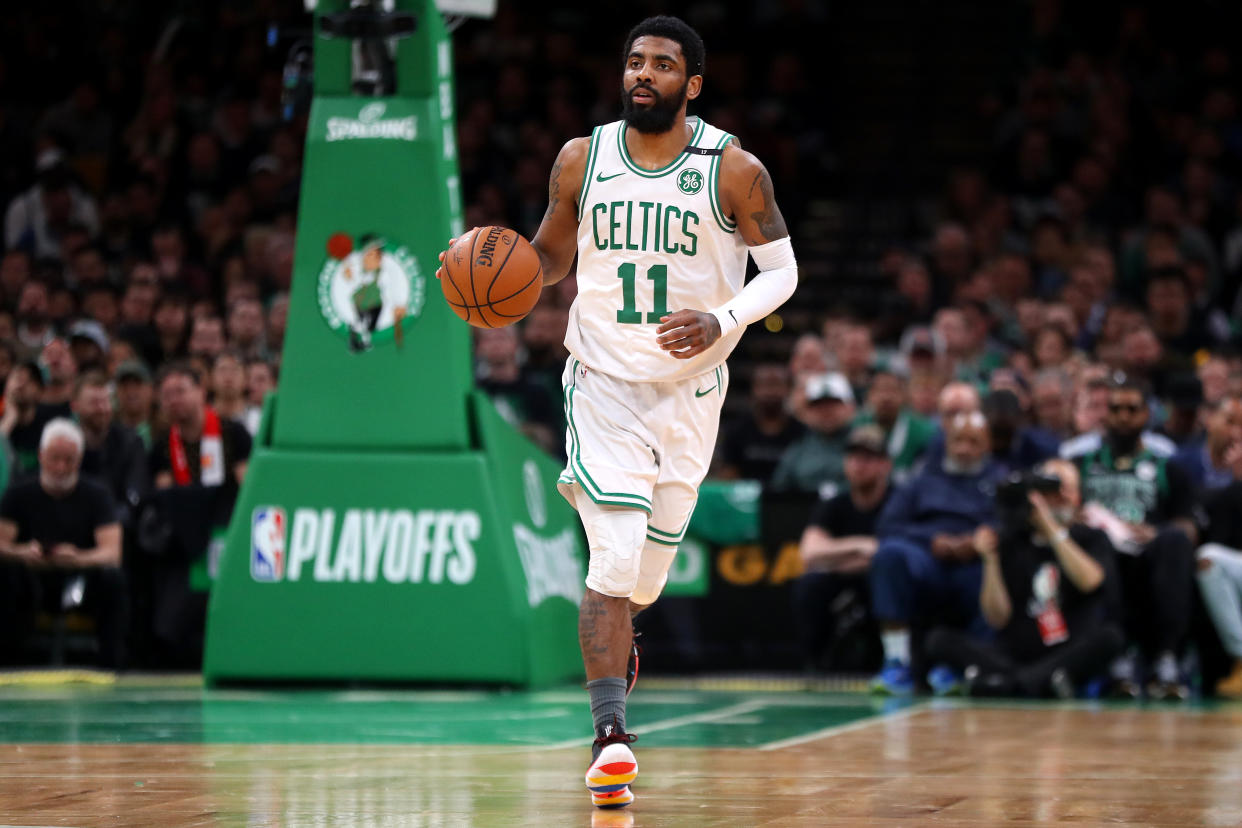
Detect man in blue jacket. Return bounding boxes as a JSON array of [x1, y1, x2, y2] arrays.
[[871, 410, 1003, 694]]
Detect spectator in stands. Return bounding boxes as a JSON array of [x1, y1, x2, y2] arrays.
[[1076, 376, 1197, 699], [152, 292, 189, 364], [1061, 374, 1177, 459], [475, 327, 559, 457], [715, 362, 804, 483], [794, 424, 892, 671], [926, 459, 1123, 697], [246, 358, 276, 414], [1196, 472, 1242, 698], [0, 361, 59, 478], [114, 360, 154, 448], [770, 372, 855, 496], [187, 315, 226, 363], [852, 365, 935, 483], [15, 281, 54, 353], [1031, 368, 1074, 441], [0, 419, 124, 668], [870, 411, 1003, 694], [981, 389, 1058, 476], [1199, 353, 1231, 407], [1172, 396, 1242, 491], [4, 149, 99, 261], [787, 333, 829, 423], [40, 338, 77, 409], [836, 323, 874, 401], [210, 351, 261, 436], [71, 371, 148, 522], [226, 297, 269, 361], [150, 362, 250, 494], [1147, 265, 1218, 359], [67, 319, 110, 374], [1157, 373, 1206, 448]]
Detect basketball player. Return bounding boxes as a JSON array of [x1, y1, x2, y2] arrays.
[[441, 16, 797, 809]]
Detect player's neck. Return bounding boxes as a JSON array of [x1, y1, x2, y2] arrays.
[[623, 115, 692, 171]]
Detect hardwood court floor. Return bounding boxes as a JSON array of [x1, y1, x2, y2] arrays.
[[1, 678, 1242, 826]]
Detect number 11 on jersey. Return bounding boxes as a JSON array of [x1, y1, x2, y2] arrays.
[[616, 263, 670, 324]]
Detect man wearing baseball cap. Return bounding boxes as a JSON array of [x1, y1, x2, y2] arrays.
[[771, 372, 856, 496], [795, 423, 894, 671]]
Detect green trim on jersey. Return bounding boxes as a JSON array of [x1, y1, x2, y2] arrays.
[[562, 360, 654, 515], [707, 133, 737, 233], [645, 533, 679, 547], [617, 118, 706, 178], [577, 126, 604, 222]]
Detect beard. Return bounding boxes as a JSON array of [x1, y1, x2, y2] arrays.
[[621, 79, 688, 134], [41, 470, 78, 496]]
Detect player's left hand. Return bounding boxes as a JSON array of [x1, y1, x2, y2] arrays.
[[656, 310, 721, 359]]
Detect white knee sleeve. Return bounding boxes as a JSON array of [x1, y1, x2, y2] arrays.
[[631, 540, 678, 607], [575, 488, 647, 598]]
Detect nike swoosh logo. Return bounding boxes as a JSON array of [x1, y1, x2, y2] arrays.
[[728, 310, 737, 325], [695, 386, 717, 398], [596, 171, 625, 182]]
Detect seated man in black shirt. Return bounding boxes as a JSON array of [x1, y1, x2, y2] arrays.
[[1077, 376, 1198, 699], [926, 459, 1123, 697], [793, 424, 892, 671], [0, 418, 125, 668]]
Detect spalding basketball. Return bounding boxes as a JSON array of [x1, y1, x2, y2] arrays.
[[441, 226, 543, 328]]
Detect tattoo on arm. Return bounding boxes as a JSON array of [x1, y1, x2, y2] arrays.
[[544, 156, 564, 221], [748, 168, 788, 242]]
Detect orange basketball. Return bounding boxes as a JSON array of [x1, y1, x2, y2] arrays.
[[441, 226, 544, 328]]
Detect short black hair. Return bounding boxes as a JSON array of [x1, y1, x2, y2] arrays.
[[156, 359, 201, 388], [623, 16, 705, 77]]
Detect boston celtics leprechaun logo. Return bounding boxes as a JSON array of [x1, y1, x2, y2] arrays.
[[318, 232, 424, 352]]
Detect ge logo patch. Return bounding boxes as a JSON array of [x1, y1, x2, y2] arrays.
[[678, 168, 704, 194]]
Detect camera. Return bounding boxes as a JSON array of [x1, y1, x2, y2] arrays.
[[995, 470, 1062, 533]]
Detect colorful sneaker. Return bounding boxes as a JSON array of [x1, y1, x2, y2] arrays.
[[586, 726, 638, 809], [927, 664, 964, 696], [625, 632, 642, 697], [870, 658, 914, 696], [591, 787, 635, 809]]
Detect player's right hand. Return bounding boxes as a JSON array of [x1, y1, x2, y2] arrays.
[[435, 227, 480, 281]]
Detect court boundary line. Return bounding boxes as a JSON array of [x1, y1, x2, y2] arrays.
[[757, 701, 930, 751], [530, 698, 770, 751]]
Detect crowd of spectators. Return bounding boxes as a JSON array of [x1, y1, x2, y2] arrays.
[[0, 4, 295, 669], [2, 0, 1242, 699]]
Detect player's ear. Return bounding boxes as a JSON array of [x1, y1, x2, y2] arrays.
[[686, 75, 703, 101]]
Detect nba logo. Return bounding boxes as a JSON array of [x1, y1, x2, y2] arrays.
[[251, 507, 287, 582]]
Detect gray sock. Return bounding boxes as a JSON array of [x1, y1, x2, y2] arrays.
[[587, 677, 627, 740]]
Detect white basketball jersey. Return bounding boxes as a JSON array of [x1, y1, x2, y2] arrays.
[[565, 117, 749, 382]]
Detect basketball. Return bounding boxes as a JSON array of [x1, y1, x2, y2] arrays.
[[441, 226, 544, 328]]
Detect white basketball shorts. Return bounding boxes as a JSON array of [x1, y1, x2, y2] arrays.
[[557, 355, 728, 546]]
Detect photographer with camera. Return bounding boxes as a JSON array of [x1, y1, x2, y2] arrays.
[[925, 460, 1124, 697]]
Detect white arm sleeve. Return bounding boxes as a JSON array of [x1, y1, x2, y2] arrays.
[[708, 236, 798, 335]]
